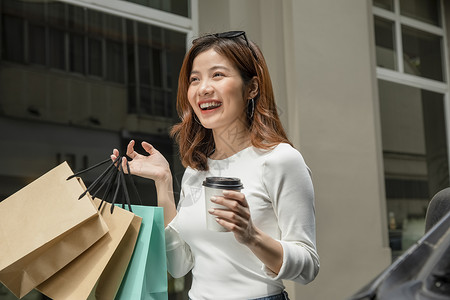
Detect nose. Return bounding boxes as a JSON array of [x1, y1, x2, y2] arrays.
[[198, 78, 213, 96]]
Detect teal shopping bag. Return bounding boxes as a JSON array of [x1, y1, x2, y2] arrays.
[[115, 206, 168, 300]]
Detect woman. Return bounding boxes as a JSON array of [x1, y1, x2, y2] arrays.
[[112, 31, 319, 300]]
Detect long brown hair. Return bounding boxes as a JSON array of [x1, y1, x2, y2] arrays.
[[170, 32, 291, 171]]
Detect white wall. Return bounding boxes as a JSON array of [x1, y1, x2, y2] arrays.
[[198, 0, 392, 299], [286, 1, 391, 299]]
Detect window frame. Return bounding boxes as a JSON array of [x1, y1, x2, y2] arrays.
[[373, 0, 449, 90], [61, 0, 199, 118], [373, 0, 450, 174], [0, 0, 198, 119]]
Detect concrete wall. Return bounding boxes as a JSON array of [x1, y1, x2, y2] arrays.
[[198, 0, 392, 299], [288, 1, 391, 299]]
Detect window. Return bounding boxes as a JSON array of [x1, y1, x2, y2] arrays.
[[127, 22, 186, 117], [87, 10, 103, 77], [373, 0, 450, 260], [1, 0, 187, 118], [124, 0, 190, 18], [374, 0, 445, 83]]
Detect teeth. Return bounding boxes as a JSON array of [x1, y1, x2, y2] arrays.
[[200, 102, 222, 110]]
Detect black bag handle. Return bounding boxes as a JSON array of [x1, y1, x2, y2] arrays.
[[67, 155, 143, 213]]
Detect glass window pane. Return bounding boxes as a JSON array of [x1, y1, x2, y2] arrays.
[[104, 14, 123, 40], [400, 0, 440, 26], [23, 1, 45, 23], [68, 5, 85, 32], [128, 85, 137, 113], [139, 45, 151, 85], [48, 2, 66, 28], [151, 25, 163, 47], [106, 40, 124, 83], [166, 91, 173, 118], [137, 22, 149, 45], [374, 17, 397, 70], [2, 15, 24, 63], [2, 0, 24, 16], [152, 48, 162, 87], [153, 89, 165, 116], [373, 0, 394, 11], [165, 29, 186, 89], [378, 79, 449, 259], [402, 25, 443, 81], [70, 34, 85, 73], [163, 0, 189, 19], [88, 38, 102, 76], [124, 0, 190, 18], [49, 28, 65, 70], [29, 25, 46, 65], [87, 10, 103, 36], [126, 20, 136, 84], [140, 87, 152, 114]]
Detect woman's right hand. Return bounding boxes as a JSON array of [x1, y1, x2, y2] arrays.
[[111, 140, 171, 183]]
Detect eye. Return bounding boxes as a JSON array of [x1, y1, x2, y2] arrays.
[[189, 76, 199, 83], [213, 72, 224, 78]]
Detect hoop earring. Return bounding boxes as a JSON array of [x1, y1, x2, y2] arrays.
[[248, 98, 255, 119], [193, 114, 202, 126]]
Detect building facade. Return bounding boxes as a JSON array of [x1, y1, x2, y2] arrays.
[[1, 0, 449, 299]]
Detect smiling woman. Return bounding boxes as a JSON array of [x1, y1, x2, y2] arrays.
[[112, 31, 319, 300], [186, 48, 255, 152], [172, 32, 290, 170]]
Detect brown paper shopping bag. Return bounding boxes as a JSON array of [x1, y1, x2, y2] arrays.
[[37, 198, 142, 300], [90, 213, 142, 300], [0, 162, 109, 299]]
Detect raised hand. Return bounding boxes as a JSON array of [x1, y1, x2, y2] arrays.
[[111, 140, 171, 183]]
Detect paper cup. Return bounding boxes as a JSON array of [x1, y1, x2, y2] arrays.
[[203, 177, 243, 232]]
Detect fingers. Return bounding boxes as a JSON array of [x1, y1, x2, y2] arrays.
[[222, 190, 249, 207], [210, 207, 248, 225], [142, 141, 157, 155], [121, 156, 129, 173], [209, 194, 250, 220], [111, 149, 119, 162], [126, 140, 136, 158]]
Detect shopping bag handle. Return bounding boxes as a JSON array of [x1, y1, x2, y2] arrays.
[[67, 155, 143, 213], [66, 158, 113, 180], [77, 156, 122, 200]]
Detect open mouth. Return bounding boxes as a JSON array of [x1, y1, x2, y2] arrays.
[[199, 101, 222, 111]]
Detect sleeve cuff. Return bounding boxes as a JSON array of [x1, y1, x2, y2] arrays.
[[261, 239, 288, 280], [164, 214, 184, 251], [262, 240, 319, 284]]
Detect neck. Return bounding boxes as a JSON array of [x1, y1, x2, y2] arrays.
[[210, 122, 251, 160]]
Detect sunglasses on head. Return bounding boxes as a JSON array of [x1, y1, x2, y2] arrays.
[[212, 31, 250, 46], [193, 30, 258, 60]]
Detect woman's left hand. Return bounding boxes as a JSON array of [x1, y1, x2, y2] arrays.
[[208, 190, 257, 245], [210, 190, 284, 274]]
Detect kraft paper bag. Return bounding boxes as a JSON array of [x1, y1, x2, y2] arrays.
[[90, 213, 142, 300], [37, 198, 142, 300], [0, 162, 109, 299], [115, 206, 168, 300]]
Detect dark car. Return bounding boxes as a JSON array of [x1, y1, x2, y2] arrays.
[[348, 207, 450, 300]]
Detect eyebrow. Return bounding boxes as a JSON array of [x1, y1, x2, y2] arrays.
[[190, 65, 232, 75]]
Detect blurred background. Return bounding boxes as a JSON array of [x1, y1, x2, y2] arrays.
[[1, 0, 450, 299]]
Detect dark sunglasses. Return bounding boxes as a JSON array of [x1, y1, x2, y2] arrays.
[[213, 31, 250, 46], [193, 30, 258, 60]]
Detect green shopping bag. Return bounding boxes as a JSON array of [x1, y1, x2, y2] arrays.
[[115, 205, 168, 300]]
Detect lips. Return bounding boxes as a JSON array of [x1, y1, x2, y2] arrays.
[[199, 101, 222, 111]]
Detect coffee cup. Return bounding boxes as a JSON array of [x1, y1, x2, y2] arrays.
[[203, 177, 243, 232]]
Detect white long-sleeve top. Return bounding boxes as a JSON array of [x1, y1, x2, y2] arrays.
[[165, 143, 319, 300]]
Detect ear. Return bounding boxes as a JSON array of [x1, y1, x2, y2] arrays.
[[247, 76, 259, 99]]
